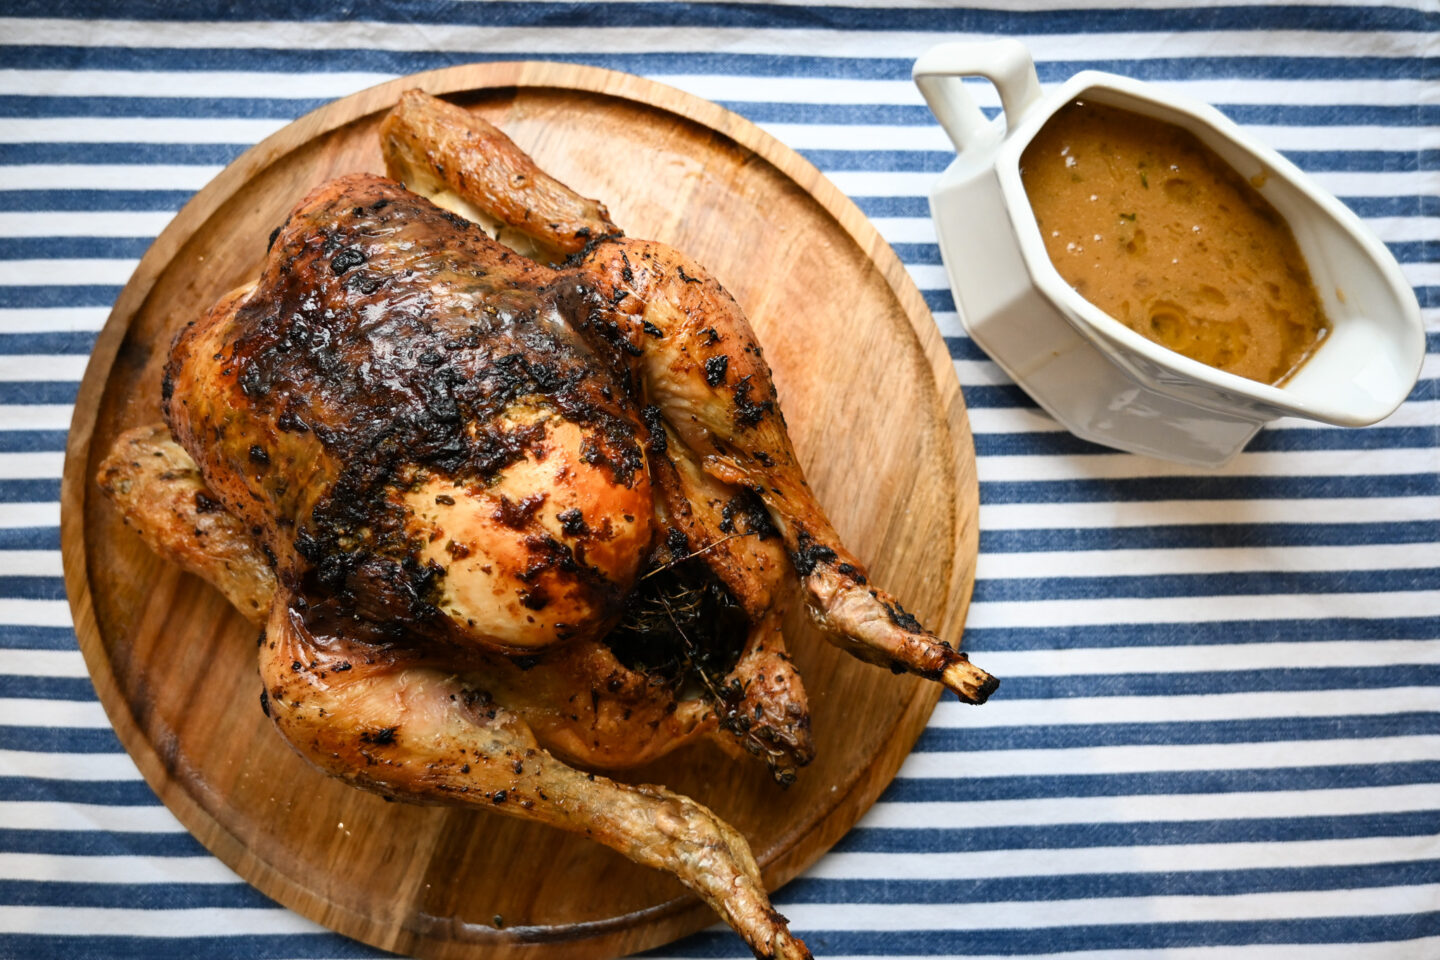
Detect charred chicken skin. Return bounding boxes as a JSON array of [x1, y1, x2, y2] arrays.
[[99, 90, 996, 959]]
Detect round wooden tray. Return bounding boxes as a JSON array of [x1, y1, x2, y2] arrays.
[[60, 62, 980, 959]]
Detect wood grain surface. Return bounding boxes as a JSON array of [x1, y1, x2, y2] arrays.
[[60, 62, 981, 960]]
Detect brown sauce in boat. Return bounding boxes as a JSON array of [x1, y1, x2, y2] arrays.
[[1020, 100, 1330, 385]]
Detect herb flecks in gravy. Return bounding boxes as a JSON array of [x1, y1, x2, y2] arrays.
[[1021, 100, 1330, 385]]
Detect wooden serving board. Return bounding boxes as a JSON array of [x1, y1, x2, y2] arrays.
[[60, 62, 980, 959]]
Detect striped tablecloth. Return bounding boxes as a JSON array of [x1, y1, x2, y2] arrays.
[[3, 2, 1437, 958]]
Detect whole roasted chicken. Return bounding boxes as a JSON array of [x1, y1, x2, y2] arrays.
[[99, 90, 996, 959]]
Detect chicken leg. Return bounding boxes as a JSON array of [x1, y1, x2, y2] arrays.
[[579, 240, 998, 703], [263, 595, 811, 960]]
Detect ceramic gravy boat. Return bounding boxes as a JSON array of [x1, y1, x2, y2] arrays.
[[914, 39, 1425, 467]]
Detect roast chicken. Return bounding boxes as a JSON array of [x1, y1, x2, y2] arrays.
[[98, 90, 997, 959]]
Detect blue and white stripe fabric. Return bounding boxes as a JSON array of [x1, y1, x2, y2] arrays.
[[2, 2, 1437, 957]]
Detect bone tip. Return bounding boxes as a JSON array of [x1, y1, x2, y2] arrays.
[[941, 658, 999, 705], [773, 934, 814, 960]]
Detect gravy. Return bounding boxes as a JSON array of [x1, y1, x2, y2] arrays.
[[1020, 100, 1329, 385]]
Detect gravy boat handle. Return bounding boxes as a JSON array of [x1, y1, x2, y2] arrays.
[[913, 39, 1044, 156]]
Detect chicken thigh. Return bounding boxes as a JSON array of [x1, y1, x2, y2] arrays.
[[99, 89, 995, 960]]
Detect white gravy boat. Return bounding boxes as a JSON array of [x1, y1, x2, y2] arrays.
[[914, 39, 1425, 467]]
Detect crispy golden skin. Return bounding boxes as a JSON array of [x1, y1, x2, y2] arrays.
[[99, 89, 996, 960], [379, 91, 995, 697]]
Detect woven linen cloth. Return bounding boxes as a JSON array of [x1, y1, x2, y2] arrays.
[[1, 2, 1436, 957]]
